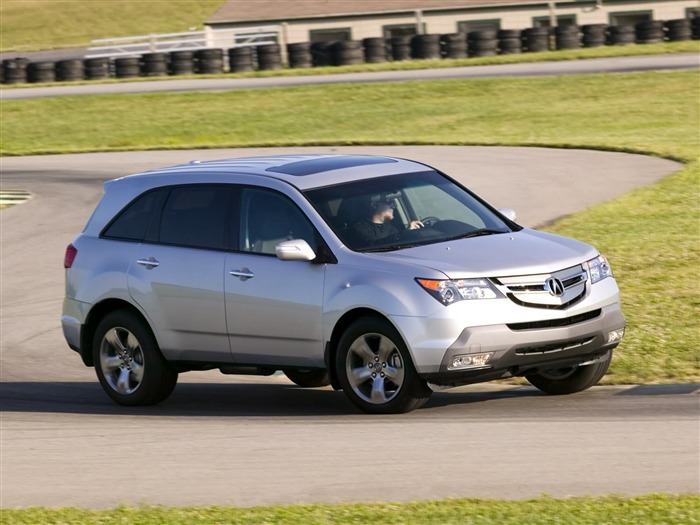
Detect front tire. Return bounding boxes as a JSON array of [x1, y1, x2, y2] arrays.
[[526, 350, 612, 395], [336, 317, 432, 414], [93, 310, 178, 406]]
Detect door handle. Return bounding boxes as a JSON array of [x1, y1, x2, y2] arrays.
[[229, 268, 255, 281], [136, 257, 160, 269]]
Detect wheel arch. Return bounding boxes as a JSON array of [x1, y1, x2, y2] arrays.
[[81, 299, 154, 367], [325, 307, 393, 390]]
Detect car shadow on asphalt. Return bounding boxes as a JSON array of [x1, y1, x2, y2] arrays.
[[2, 381, 695, 418], [0, 380, 548, 417]]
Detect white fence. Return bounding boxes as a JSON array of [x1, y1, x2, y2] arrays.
[[86, 25, 284, 58]]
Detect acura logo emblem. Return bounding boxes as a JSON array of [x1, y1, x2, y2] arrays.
[[545, 277, 565, 297]]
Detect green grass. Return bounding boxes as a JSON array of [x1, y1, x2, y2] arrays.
[[1, 70, 698, 383], [0, 0, 225, 51], [2, 495, 698, 524], [1, 70, 696, 157]]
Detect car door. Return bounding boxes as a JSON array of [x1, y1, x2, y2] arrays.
[[224, 187, 326, 367], [127, 185, 234, 363]]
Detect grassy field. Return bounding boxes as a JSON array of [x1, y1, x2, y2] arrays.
[[2, 495, 699, 524], [1, 70, 698, 383], [0, 0, 225, 51]]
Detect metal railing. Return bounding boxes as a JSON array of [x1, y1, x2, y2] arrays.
[[85, 25, 282, 58]]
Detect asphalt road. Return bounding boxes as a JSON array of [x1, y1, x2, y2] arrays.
[[1, 53, 698, 100], [0, 146, 697, 508]]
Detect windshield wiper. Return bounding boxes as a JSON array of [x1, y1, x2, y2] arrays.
[[365, 243, 418, 253], [447, 228, 508, 240]]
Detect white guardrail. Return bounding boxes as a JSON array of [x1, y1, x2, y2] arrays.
[[85, 25, 285, 58]]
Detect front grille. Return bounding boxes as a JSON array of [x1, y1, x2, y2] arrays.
[[515, 337, 594, 355], [493, 266, 588, 310], [506, 289, 586, 310], [507, 309, 602, 331]]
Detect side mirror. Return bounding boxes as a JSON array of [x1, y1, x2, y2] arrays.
[[275, 239, 317, 262], [498, 208, 517, 222]]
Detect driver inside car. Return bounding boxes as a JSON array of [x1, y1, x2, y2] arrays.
[[352, 201, 423, 245]]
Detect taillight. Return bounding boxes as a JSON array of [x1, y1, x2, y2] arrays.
[[64, 244, 77, 269]]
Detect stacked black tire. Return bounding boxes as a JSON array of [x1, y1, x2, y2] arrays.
[[635, 20, 665, 44], [468, 30, 498, 57], [228, 47, 254, 72], [140, 53, 167, 77], [389, 36, 411, 61], [582, 24, 607, 48], [114, 57, 140, 78], [332, 40, 363, 66], [2, 58, 29, 84], [522, 27, 550, 52], [607, 25, 636, 45], [84, 57, 110, 80], [256, 44, 282, 70], [498, 30, 522, 54], [665, 19, 692, 41], [56, 59, 84, 81], [411, 34, 441, 59], [440, 33, 467, 59], [287, 42, 312, 68], [195, 48, 224, 74], [27, 61, 55, 83], [555, 25, 580, 50], [169, 51, 195, 75], [694, 18, 700, 40], [363, 37, 388, 63], [310, 42, 334, 66]]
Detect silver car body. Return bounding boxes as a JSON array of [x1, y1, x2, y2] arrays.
[[62, 154, 625, 406]]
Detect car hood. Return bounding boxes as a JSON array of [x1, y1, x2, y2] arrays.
[[372, 229, 598, 278]]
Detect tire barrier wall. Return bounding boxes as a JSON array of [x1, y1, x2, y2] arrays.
[[3, 19, 697, 84]]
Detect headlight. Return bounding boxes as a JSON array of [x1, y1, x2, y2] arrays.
[[416, 278, 502, 305], [587, 254, 613, 284]]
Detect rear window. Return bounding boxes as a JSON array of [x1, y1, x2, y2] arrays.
[[102, 190, 163, 241]]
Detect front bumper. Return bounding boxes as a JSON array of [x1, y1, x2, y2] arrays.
[[413, 303, 625, 386]]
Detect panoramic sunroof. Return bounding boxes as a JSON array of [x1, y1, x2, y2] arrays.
[[266, 156, 397, 176]]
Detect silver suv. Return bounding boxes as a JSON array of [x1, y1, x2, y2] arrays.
[[62, 154, 625, 413]]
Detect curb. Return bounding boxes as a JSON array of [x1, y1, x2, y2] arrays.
[[0, 189, 31, 208]]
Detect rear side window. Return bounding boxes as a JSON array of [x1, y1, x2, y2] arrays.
[[102, 190, 163, 241], [158, 186, 231, 250]]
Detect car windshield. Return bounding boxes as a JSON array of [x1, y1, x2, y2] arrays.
[[304, 170, 515, 252]]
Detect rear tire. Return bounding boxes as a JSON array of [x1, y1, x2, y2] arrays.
[[284, 369, 331, 388], [526, 350, 612, 395], [336, 317, 432, 414], [93, 310, 178, 406]]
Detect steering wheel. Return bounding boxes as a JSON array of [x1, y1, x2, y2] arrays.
[[420, 216, 440, 227]]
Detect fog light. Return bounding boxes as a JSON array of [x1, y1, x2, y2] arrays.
[[449, 353, 493, 370], [607, 328, 625, 344]]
